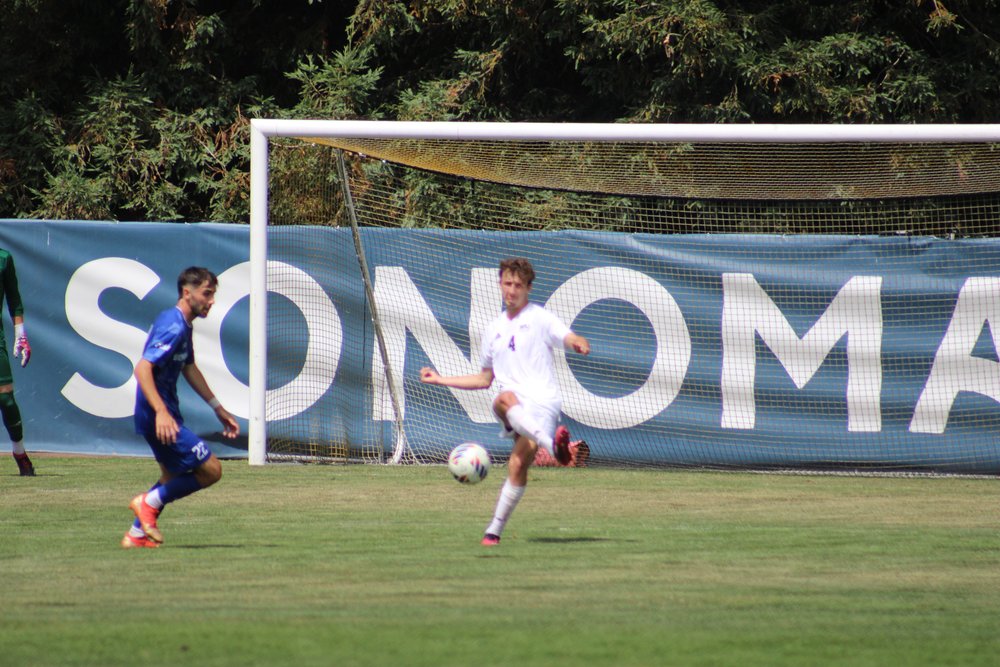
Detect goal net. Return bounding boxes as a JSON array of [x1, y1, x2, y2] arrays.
[[250, 121, 1000, 475]]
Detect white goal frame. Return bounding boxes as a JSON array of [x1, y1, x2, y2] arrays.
[[247, 119, 1000, 465]]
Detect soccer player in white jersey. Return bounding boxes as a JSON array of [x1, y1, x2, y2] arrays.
[[420, 257, 590, 546]]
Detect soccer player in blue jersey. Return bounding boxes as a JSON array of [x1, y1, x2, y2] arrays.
[[123, 267, 239, 549]]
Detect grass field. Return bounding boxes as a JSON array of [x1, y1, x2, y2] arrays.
[[1, 456, 998, 667]]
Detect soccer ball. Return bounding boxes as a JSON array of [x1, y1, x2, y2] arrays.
[[448, 443, 491, 484]]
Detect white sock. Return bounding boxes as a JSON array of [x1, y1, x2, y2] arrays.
[[505, 405, 554, 456], [485, 479, 525, 537], [128, 525, 146, 539], [11, 441, 25, 455], [145, 488, 165, 510]]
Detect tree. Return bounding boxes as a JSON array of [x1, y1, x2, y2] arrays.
[[2, 0, 999, 222], [345, 0, 1000, 123], [0, 0, 345, 221]]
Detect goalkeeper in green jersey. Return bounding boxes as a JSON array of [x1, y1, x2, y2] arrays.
[[0, 248, 33, 476]]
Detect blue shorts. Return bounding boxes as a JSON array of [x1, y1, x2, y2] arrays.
[[142, 425, 213, 475]]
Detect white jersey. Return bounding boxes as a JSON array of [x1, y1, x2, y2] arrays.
[[480, 302, 572, 410]]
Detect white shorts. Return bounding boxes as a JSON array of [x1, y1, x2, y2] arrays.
[[495, 394, 560, 441]]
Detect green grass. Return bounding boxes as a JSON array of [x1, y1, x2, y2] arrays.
[[1, 457, 999, 667]]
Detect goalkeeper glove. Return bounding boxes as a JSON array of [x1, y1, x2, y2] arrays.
[[12, 323, 30, 368]]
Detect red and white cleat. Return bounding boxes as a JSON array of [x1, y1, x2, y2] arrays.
[[129, 494, 163, 544], [553, 425, 571, 466], [121, 532, 160, 549]]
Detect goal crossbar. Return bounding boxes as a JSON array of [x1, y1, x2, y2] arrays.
[[252, 120, 1000, 144]]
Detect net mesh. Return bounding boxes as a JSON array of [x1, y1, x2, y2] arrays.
[[303, 137, 1000, 201], [263, 134, 1000, 473]]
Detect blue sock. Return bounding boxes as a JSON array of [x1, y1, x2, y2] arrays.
[[159, 473, 202, 505], [133, 481, 162, 531]]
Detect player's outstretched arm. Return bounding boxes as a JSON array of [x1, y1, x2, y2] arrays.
[[212, 405, 240, 439], [183, 364, 240, 439], [420, 366, 495, 390], [419, 367, 443, 384], [564, 332, 590, 356]]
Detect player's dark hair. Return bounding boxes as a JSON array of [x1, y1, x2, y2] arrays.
[[177, 266, 218, 296], [499, 257, 535, 286]]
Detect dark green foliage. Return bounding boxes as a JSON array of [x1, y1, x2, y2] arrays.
[[2, 0, 1000, 222], [0, 0, 340, 221]]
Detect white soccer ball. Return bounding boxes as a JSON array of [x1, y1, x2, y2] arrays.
[[448, 443, 491, 484]]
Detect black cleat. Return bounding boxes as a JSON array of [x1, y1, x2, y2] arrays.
[[13, 452, 34, 477]]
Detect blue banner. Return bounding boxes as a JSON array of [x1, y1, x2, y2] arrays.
[[1, 220, 999, 472], [349, 230, 1000, 472], [0, 220, 250, 458]]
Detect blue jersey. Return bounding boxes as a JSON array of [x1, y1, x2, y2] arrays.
[[134, 307, 194, 434]]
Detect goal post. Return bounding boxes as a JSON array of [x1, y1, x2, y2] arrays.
[[248, 120, 1000, 474]]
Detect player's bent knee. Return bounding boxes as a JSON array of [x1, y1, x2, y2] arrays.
[[196, 456, 223, 487], [493, 391, 520, 413]]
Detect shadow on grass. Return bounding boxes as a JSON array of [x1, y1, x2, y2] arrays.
[[171, 543, 281, 549], [527, 536, 628, 544]]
